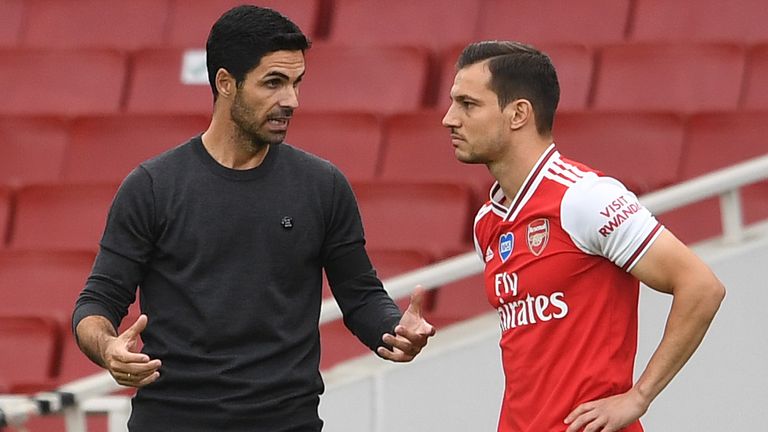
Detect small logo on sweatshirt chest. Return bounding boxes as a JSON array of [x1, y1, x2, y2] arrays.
[[281, 216, 293, 229]]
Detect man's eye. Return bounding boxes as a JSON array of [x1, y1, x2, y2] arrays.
[[265, 80, 281, 88]]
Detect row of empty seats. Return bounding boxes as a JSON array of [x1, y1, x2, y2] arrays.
[[2, 42, 768, 116], [3, 0, 768, 50], [2, 110, 766, 192]]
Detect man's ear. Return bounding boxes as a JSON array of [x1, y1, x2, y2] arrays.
[[505, 99, 533, 131], [215, 68, 236, 98]]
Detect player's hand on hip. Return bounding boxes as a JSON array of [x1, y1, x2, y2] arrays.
[[564, 388, 649, 432], [377, 286, 436, 362], [103, 314, 161, 388]]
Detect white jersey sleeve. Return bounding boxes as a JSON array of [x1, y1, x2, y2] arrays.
[[561, 173, 663, 272]]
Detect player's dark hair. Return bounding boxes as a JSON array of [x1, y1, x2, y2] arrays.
[[457, 41, 560, 135], [206, 5, 311, 100]]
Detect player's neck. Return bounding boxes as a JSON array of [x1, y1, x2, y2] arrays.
[[490, 139, 552, 205]]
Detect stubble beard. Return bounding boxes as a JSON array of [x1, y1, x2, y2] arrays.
[[230, 94, 285, 154]]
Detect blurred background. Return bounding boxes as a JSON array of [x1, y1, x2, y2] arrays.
[[1, 1, 767, 431]]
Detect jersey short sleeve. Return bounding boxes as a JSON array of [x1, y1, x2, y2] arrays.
[[561, 173, 663, 272]]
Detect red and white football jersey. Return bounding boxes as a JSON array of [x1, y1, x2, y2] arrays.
[[474, 144, 663, 432]]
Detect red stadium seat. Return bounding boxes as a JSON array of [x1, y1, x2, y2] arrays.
[[300, 44, 430, 114], [353, 182, 474, 258], [287, 112, 382, 182], [0, 116, 69, 186], [437, 44, 594, 113], [593, 43, 746, 113], [0, 0, 24, 47], [328, 0, 479, 53], [379, 111, 492, 204], [20, 0, 169, 49], [659, 112, 768, 243], [62, 114, 208, 183], [10, 183, 118, 251], [0, 315, 60, 392], [742, 45, 768, 110], [631, 0, 768, 44], [429, 272, 491, 328], [0, 49, 127, 116], [320, 248, 432, 370], [126, 48, 213, 115], [165, 0, 322, 47], [554, 112, 685, 194], [0, 185, 10, 247], [0, 250, 95, 324], [476, 0, 631, 45]]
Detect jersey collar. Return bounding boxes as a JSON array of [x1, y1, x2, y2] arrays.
[[487, 143, 559, 221]]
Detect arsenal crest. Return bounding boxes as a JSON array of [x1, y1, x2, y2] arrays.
[[527, 218, 549, 256]]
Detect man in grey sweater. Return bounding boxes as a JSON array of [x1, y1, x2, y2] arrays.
[[72, 5, 435, 431]]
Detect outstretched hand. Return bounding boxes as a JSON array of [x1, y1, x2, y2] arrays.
[[103, 314, 161, 388], [377, 287, 436, 362]]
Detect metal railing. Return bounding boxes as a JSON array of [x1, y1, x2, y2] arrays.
[[2, 153, 767, 431]]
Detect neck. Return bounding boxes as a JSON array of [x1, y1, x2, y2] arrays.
[[201, 116, 271, 170], [489, 136, 552, 204]]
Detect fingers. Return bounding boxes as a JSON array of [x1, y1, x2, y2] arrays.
[[377, 324, 432, 362], [123, 314, 148, 339], [109, 358, 162, 387], [113, 369, 161, 388], [406, 286, 427, 317]]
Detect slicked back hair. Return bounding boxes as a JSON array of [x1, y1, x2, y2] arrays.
[[206, 5, 311, 100], [457, 41, 559, 135]]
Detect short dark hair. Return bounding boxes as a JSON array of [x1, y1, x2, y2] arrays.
[[206, 5, 311, 100], [457, 41, 560, 135]]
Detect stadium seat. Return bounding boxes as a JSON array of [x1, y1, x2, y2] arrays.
[[9, 183, 118, 251], [0, 116, 69, 186], [0, 250, 95, 324], [554, 112, 685, 194], [62, 114, 209, 183], [742, 45, 768, 110], [327, 0, 479, 53], [0, 315, 60, 392], [379, 111, 492, 204], [287, 112, 382, 182], [353, 182, 474, 258], [20, 0, 169, 49], [0, 186, 10, 247], [126, 48, 214, 115], [659, 112, 768, 243], [0, 0, 24, 47], [437, 44, 594, 113], [593, 43, 746, 113], [299, 44, 430, 114], [165, 0, 322, 47], [428, 272, 491, 328], [631, 0, 768, 44], [0, 49, 127, 116], [476, 0, 631, 45], [320, 248, 432, 370]]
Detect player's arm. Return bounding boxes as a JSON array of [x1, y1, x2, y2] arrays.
[[565, 230, 725, 431]]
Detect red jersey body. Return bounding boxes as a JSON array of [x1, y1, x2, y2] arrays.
[[473, 145, 663, 432]]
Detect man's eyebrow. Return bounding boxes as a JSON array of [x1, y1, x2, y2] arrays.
[[262, 71, 305, 82], [454, 94, 479, 103]]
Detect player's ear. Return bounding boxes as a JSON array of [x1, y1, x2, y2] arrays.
[[505, 99, 533, 131], [215, 68, 236, 98]]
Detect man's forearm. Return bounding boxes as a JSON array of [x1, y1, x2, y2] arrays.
[[75, 315, 118, 369], [633, 278, 725, 406]]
